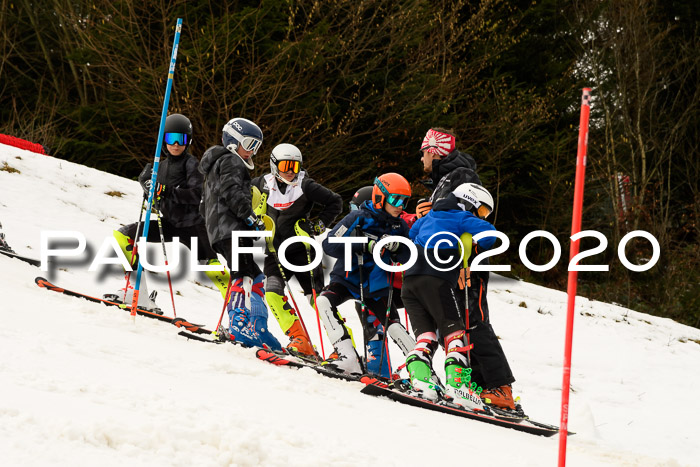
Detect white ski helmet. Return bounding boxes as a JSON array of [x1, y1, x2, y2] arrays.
[[453, 183, 494, 219], [270, 143, 303, 186]]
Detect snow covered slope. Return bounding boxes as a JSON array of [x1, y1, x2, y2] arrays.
[[1, 144, 699, 466]]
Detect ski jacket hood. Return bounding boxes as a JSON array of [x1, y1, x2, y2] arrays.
[[429, 150, 481, 202]]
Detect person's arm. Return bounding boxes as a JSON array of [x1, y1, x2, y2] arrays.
[[322, 211, 365, 258], [303, 178, 343, 227], [219, 157, 254, 220], [169, 156, 204, 205], [460, 214, 497, 249]]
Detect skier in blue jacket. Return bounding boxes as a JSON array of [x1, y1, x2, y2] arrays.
[[402, 183, 497, 409], [318, 173, 416, 376]]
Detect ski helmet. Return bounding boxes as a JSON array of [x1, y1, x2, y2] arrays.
[[163, 113, 193, 153], [372, 173, 411, 210], [222, 117, 263, 169], [349, 186, 373, 211], [270, 143, 303, 186], [452, 183, 493, 219]]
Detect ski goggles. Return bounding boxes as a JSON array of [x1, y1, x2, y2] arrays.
[[276, 159, 300, 174], [374, 177, 410, 208], [164, 132, 189, 145], [239, 136, 262, 154]]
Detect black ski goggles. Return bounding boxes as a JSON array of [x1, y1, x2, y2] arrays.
[[164, 132, 189, 145], [276, 159, 300, 174]]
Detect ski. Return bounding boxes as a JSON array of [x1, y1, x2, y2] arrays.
[[35, 276, 211, 335], [1, 249, 41, 267], [360, 377, 567, 437], [256, 348, 363, 382]]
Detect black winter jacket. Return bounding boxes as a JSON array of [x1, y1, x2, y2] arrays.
[[252, 172, 342, 253], [428, 150, 481, 202], [139, 151, 205, 228], [198, 145, 255, 245]]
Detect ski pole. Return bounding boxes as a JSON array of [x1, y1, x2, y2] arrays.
[[264, 216, 318, 362], [214, 273, 235, 337], [294, 220, 325, 359], [378, 270, 395, 378], [460, 233, 473, 358], [130, 18, 183, 317], [154, 198, 177, 317], [122, 193, 148, 302], [355, 226, 369, 367]]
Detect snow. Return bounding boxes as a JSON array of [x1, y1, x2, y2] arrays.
[[1, 143, 699, 466]]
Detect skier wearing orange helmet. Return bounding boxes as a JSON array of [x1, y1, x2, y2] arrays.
[[318, 173, 416, 377]]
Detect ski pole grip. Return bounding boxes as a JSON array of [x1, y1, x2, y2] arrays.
[[459, 233, 473, 268]]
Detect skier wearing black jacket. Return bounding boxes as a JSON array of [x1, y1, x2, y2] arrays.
[[252, 143, 342, 357], [416, 127, 516, 411], [104, 114, 228, 312], [199, 117, 280, 351]]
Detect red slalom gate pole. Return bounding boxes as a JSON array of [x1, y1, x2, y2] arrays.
[[558, 88, 591, 466]]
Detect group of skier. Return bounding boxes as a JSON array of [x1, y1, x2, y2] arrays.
[[105, 113, 517, 412]]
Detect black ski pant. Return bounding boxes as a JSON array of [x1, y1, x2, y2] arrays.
[[213, 237, 262, 280], [463, 270, 515, 390], [120, 219, 217, 262], [401, 275, 466, 344], [263, 245, 322, 296]]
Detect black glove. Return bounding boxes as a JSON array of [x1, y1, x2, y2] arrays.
[[245, 214, 265, 231], [141, 178, 165, 200], [309, 219, 325, 236], [297, 218, 325, 236]]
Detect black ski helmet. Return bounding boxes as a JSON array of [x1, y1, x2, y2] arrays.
[[163, 113, 193, 154], [349, 185, 373, 211]]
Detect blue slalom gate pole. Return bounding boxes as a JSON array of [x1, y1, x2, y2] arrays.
[[130, 18, 183, 316]]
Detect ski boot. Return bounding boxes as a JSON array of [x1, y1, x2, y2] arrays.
[[286, 320, 316, 358], [480, 384, 516, 411], [321, 338, 362, 376], [0, 229, 15, 253], [365, 337, 392, 379], [104, 282, 163, 315], [444, 357, 484, 410], [406, 353, 439, 401]]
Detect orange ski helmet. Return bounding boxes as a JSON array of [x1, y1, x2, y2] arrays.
[[372, 173, 412, 209]]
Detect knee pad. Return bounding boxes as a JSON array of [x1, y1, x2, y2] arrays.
[[387, 322, 415, 356], [316, 294, 354, 346], [113, 230, 135, 266], [266, 275, 285, 296], [266, 290, 296, 333], [202, 259, 230, 299]]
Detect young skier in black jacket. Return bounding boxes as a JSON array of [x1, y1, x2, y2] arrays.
[[415, 128, 516, 410], [104, 114, 228, 313], [199, 117, 280, 351]]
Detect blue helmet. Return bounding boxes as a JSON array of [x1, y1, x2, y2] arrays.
[[222, 118, 263, 169]]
